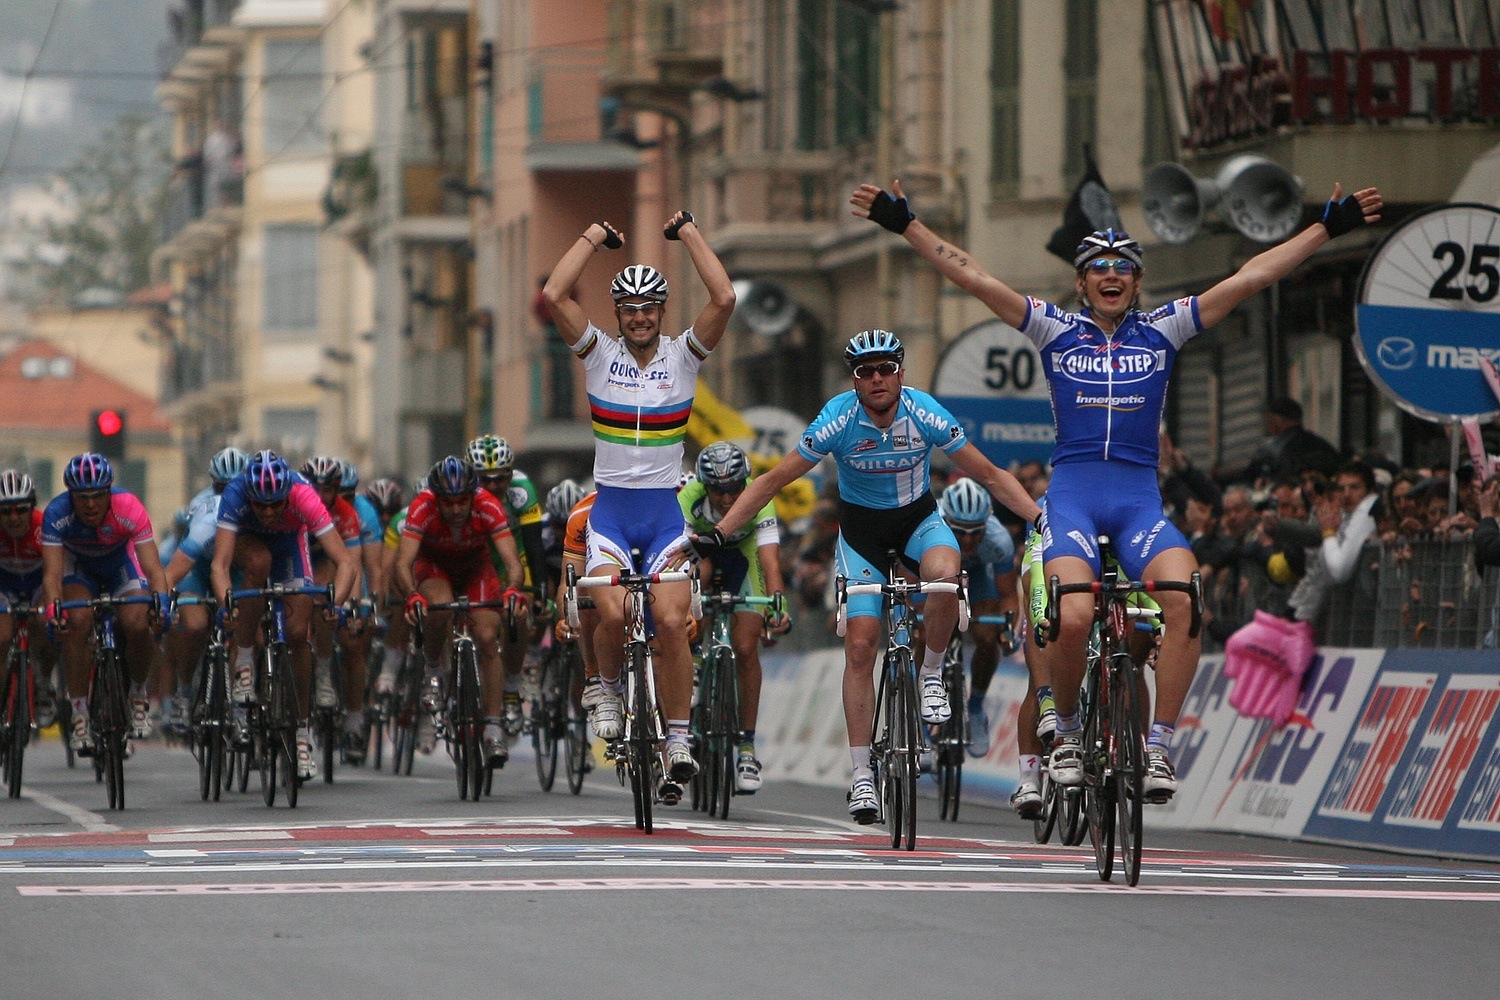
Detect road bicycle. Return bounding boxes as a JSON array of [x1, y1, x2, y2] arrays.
[[691, 580, 780, 820], [384, 621, 427, 777], [542, 590, 594, 796], [226, 584, 335, 808], [838, 559, 967, 851], [174, 594, 232, 803], [417, 597, 510, 801], [0, 604, 42, 799], [570, 564, 698, 834], [927, 612, 1012, 822], [1044, 536, 1201, 886], [55, 592, 156, 811]]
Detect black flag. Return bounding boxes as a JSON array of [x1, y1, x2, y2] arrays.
[[1046, 144, 1123, 263]]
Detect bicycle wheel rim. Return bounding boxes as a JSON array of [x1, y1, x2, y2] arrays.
[[715, 648, 737, 820], [1084, 659, 1114, 881], [901, 660, 920, 851], [1034, 768, 1058, 843], [6, 660, 28, 799]]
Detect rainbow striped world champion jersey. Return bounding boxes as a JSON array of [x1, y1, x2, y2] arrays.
[[574, 322, 709, 489]]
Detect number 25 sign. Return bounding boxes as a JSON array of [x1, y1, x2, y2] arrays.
[[1355, 203, 1500, 421]]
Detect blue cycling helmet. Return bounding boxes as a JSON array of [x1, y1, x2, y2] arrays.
[[428, 456, 476, 497], [245, 450, 294, 503], [843, 329, 904, 369], [1074, 228, 1144, 271], [339, 460, 359, 492], [210, 446, 251, 485], [64, 452, 114, 491], [939, 479, 992, 527]]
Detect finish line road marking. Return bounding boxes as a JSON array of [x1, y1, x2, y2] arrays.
[[18, 878, 1500, 900]]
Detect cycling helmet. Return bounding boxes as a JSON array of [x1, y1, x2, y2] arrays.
[[428, 456, 476, 497], [244, 450, 293, 502], [64, 452, 114, 491], [0, 470, 36, 505], [466, 434, 514, 472], [940, 479, 992, 527], [545, 479, 587, 522], [610, 264, 669, 303], [677, 470, 697, 492], [339, 460, 359, 492], [301, 456, 343, 487], [210, 446, 251, 485], [696, 442, 751, 489], [843, 329, 904, 369], [365, 477, 405, 517], [1074, 228, 1144, 271]]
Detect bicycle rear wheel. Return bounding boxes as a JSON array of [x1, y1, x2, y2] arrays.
[[1033, 765, 1059, 844], [563, 645, 588, 795], [1111, 652, 1146, 886], [937, 657, 965, 821], [1083, 654, 1114, 881]]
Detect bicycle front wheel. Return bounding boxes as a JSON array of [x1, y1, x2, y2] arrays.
[[93, 649, 128, 811], [1111, 652, 1146, 886], [937, 658, 965, 821], [453, 643, 485, 801], [562, 645, 588, 795], [4, 652, 29, 799], [1083, 656, 1114, 881], [710, 646, 738, 821], [533, 650, 562, 792], [627, 643, 654, 833]]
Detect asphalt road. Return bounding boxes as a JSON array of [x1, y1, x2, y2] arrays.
[[2, 730, 1497, 999]]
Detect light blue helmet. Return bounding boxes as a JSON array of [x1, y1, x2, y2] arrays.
[[939, 479, 992, 527], [339, 460, 359, 492], [210, 446, 251, 485], [843, 329, 904, 369]]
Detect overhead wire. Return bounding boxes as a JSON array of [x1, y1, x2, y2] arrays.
[[0, 0, 70, 185]]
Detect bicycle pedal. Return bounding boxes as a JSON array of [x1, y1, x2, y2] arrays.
[[1143, 788, 1174, 805]]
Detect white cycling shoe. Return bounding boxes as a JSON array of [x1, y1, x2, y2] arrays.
[[919, 673, 951, 724]]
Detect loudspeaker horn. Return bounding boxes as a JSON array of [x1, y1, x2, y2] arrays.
[[1215, 154, 1305, 244], [1142, 162, 1219, 245], [731, 279, 799, 337]]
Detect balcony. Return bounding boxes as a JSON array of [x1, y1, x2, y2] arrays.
[[525, 48, 643, 173], [603, 0, 725, 119], [162, 333, 240, 413], [157, 0, 242, 79], [159, 159, 244, 259]]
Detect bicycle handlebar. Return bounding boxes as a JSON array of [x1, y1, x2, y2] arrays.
[[56, 593, 156, 612], [842, 580, 963, 598], [575, 570, 693, 589], [227, 584, 335, 604], [1043, 573, 1203, 642]]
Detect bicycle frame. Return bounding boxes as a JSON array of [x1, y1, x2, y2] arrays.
[[415, 596, 509, 801]]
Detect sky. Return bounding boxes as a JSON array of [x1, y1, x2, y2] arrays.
[[0, 0, 173, 191]]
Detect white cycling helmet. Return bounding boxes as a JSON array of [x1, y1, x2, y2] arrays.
[[210, 447, 251, 485], [610, 264, 669, 302], [0, 469, 35, 505], [940, 479, 992, 527], [545, 479, 587, 522]]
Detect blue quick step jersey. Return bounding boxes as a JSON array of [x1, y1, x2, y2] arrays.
[[1018, 295, 1202, 468], [796, 387, 967, 509]]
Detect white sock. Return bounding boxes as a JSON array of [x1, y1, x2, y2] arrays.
[[234, 645, 253, 669], [1019, 754, 1041, 784], [921, 645, 945, 676], [850, 745, 871, 778]]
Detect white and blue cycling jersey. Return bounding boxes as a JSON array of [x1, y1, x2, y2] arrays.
[[958, 515, 1014, 602], [796, 387, 968, 508], [1019, 295, 1201, 468], [177, 488, 221, 565]]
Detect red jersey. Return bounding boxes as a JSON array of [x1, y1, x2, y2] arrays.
[[402, 488, 512, 563], [0, 508, 44, 583], [331, 497, 363, 546]]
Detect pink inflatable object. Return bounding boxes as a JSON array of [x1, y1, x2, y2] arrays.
[[1222, 610, 1316, 727]]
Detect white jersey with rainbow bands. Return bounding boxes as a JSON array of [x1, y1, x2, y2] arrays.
[[574, 322, 708, 489]]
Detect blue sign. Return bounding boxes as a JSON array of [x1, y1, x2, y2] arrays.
[[1356, 304, 1500, 419], [1355, 203, 1500, 421], [932, 319, 1055, 468]]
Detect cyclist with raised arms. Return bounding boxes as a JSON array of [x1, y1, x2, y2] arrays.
[[541, 209, 735, 796], [851, 177, 1382, 799], [211, 450, 360, 780], [395, 456, 525, 766], [162, 446, 250, 733], [699, 331, 1040, 822], [680, 442, 792, 792], [935, 478, 1018, 757], [40, 453, 172, 751]]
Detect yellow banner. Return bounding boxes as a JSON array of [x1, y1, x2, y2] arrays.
[[690, 379, 817, 523]]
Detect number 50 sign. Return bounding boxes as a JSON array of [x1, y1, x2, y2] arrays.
[[1355, 203, 1500, 421], [931, 319, 1055, 468]]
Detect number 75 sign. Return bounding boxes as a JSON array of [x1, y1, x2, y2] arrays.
[[1355, 203, 1500, 421]]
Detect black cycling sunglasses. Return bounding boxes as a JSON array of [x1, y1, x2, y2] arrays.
[[851, 360, 901, 380]]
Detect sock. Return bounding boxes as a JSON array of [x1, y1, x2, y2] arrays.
[[1019, 754, 1041, 784], [601, 674, 624, 696], [71, 696, 88, 720], [849, 745, 871, 778], [738, 730, 755, 753], [235, 645, 253, 669], [1036, 685, 1053, 709], [1055, 710, 1081, 736], [1148, 721, 1175, 753], [667, 720, 690, 745], [921, 645, 944, 676]]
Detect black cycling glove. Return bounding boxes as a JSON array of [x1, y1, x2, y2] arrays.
[[598, 222, 623, 249], [1320, 194, 1366, 240], [1031, 506, 1049, 541], [664, 211, 694, 241], [690, 528, 725, 559], [866, 189, 914, 235]]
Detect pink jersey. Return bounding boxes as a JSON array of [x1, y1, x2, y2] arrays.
[[41, 489, 154, 558], [217, 480, 334, 539]]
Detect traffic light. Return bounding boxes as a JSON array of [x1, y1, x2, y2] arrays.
[[89, 409, 127, 460]]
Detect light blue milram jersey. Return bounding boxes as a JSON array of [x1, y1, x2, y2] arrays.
[[797, 387, 968, 509], [1019, 295, 1202, 468]]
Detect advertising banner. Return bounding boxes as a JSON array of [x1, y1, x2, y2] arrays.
[[1304, 650, 1500, 859], [932, 319, 1055, 469]]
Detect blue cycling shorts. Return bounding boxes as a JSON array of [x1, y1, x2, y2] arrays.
[[586, 485, 688, 575], [1042, 460, 1189, 579]]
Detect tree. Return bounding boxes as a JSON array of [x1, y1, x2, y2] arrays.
[[20, 113, 169, 306]]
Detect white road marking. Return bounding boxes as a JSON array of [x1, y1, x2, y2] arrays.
[[17, 877, 1500, 900], [147, 831, 295, 843], [19, 788, 119, 833]]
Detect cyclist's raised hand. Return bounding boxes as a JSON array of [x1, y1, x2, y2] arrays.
[[594, 221, 624, 250], [850, 179, 914, 234], [663, 210, 695, 240]]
